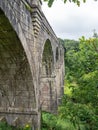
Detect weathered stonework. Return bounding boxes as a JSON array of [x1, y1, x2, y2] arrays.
[[0, 0, 64, 129]]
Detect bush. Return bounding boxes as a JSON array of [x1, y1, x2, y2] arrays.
[[41, 111, 77, 130], [0, 122, 31, 130]]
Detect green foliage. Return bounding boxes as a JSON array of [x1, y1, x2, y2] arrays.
[[23, 124, 31, 130], [0, 122, 13, 130], [41, 111, 57, 129], [41, 111, 76, 130], [43, 0, 54, 7], [0, 122, 31, 130], [43, 0, 97, 7], [59, 36, 98, 130], [59, 38, 79, 52]]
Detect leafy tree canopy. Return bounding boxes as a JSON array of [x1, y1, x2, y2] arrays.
[[59, 36, 98, 130], [43, 0, 97, 7]]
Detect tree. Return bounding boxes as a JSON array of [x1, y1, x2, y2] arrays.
[[43, 0, 97, 7], [59, 37, 98, 130]]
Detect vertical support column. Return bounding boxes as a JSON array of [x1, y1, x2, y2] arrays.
[[40, 75, 57, 113]]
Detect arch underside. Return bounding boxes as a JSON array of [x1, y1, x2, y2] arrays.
[[41, 39, 54, 76], [56, 47, 59, 62], [0, 9, 36, 112], [40, 39, 57, 112]]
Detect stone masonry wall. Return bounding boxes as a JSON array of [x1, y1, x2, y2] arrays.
[[0, 0, 65, 129]]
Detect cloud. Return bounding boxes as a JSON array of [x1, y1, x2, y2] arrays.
[[42, 0, 98, 40]]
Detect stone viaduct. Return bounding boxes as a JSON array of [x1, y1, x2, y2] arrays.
[[0, 0, 64, 129]]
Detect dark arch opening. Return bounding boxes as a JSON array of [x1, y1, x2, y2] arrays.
[[0, 9, 36, 111], [56, 47, 59, 62], [42, 39, 54, 76], [40, 39, 57, 112]]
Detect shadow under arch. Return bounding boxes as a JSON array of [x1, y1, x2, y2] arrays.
[[41, 39, 54, 76], [0, 9, 36, 111], [56, 47, 59, 62]]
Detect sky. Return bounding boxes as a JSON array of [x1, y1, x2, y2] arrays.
[[42, 0, 98, 40]]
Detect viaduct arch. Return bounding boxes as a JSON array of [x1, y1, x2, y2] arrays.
[[0, 0, 65, 129]]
